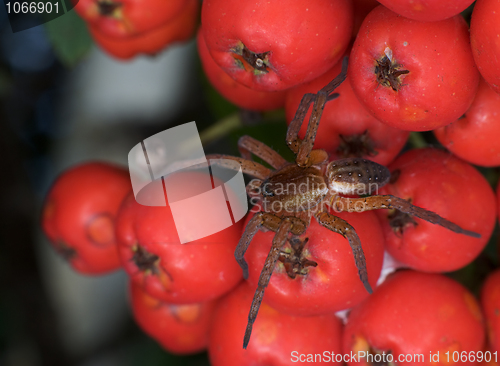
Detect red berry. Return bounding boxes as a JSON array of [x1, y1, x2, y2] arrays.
[[42, 162, 131, 274], [116, 170, 243, 304], [209, 281, 344, 365], [285, 56, 409, 166], [470, 0, 500, 95], [343, 270, 485, 366], [74, 0, 189, 38], [197, 28, 286, 111], [245, 209, 385, 316], [350, 6, 479, 131], [377, 148, 496, 272], [434, 78, 500, 167], [376, 0, 475, 22], [89, 0, 198, 60], [202, 0, 353, 91], [130, 280, 215, 355]]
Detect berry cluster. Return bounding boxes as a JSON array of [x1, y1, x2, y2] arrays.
[[72, 0, 199, 59], [42, 0, 500, 364]]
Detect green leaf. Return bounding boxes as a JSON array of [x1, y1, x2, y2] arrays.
[[44, 10, 92, 67]]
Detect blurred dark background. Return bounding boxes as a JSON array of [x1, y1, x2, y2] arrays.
[[0, 5, 230, 366]]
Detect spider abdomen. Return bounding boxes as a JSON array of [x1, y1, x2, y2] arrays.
[[326, 158, 390, 195]]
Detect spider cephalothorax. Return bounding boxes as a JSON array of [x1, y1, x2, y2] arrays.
[[206, 57, 480, 349]]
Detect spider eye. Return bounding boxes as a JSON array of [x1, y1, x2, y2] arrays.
[[262, 182, 275, 197]]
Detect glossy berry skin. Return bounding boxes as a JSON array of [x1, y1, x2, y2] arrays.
[[434, 79, 500, 167], [481, 270, 500, 354], [130, 281, 215, 355], [245, 209, 385, 316], [115, 171, 243, 304], [470, 0, 500, 95], [343, 270, 485, 366], [209, 281, 344, 366], [89, 0, 198, 60], [197, 29, 286, 112], [375, 0, 475, 22], [74, 0, 188, 38], [377, 148, 496, 272], [201, 0, 353, 91], [285, 57, 409, 166], [350, 6, 479, 131], [42, 162, 131, 274]]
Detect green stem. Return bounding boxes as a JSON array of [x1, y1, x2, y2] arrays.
[[199, 112, 242, 145]]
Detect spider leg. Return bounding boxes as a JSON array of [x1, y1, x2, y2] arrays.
[[235, 212, 306, 279], [286, 57, 348, 166], [286, 92, 315, 154], [327, 92, 340, 102], [243, 217, 293, 349], [333, 196, 481, 238], [205, 154, 271, 180], [238, 136, 287, 169], [315, 210, 372, 294], [286, 92, 341, 156], [235, 213, 267, 280]]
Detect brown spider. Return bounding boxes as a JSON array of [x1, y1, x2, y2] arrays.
[[205, 57, 480, 349]]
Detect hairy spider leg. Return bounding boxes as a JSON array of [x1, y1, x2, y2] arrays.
[[286, 57, 348, 167], [234, 212, 306, 348], [315, 210, 372, 294], [235, 212, 306, 278], [205, 154, 271, 180], [242, 219, 291, 349], [286, 92, 315, 154], [333, 196, 481, 238], [238, 136, 287, 169], [235, 214, 263, 280]]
